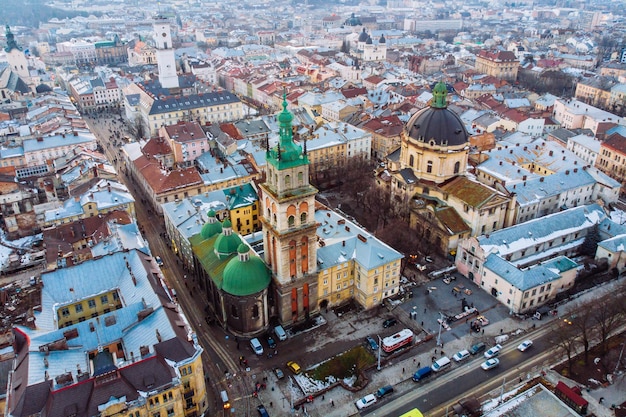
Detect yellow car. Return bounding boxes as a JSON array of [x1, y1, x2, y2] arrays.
[[286, 361, 301, 375]]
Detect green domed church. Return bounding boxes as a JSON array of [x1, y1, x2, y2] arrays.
[[190, 94, 319, 336]]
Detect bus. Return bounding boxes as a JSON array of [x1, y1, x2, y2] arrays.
[[398, 408, 424, 417], [382, 328, 414, 353]]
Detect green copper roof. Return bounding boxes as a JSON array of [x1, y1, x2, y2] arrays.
[[267, 93, 309, 170], [214, 222, 242, 259], [190, 233, 229, 290], [222, 244, 271, 296], [431, 81, 448, 109], [200, 211, 223, 240]]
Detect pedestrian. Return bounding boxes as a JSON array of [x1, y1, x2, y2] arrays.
[[424, 308, 427, 313], [402, 367, 405, 373], [421, 321, 424, 326], [322, 395, 325, 401], [417, 361, 420, 368], [331, 400, 334, 407], [434, 349, 437, 354], [441, 343, 444, 349], [500, 328, 503, 334], [413, 358, 416, 363], [482, 328, 485, 334]]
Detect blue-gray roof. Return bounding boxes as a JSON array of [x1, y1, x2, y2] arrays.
[[149, 91, 240, 115], [478, 204, 606, 257], [484, 253, 572, 291], [506, 169, 596, 207], [23, 250, 182, 388], [315, 208, 403, 270], [597, 233, 626, 252]]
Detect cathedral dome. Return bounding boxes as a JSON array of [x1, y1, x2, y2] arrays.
[[214, 219, 242, 258], [379, 34, 386, 44], [366, 36, 373, 45], [344, 13, 362, 27], [405, 82, 468, 147], [200, 209, 223, 240], [222, 244, 271, 296], [358, 28, 369, 42]]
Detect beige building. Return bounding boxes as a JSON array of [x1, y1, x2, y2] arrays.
[[474, 50, 519, 82], [595, 132, 626, 193], [574, 76, 618, 109]]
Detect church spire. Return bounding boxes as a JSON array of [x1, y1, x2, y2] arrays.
[[267, 91, 308, 169], [4, 25, 22, 53]]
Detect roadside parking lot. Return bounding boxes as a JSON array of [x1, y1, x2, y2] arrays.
[[399, 272, 512, 347]]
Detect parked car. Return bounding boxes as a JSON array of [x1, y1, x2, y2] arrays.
[[274, 368, 284, 379], [375, 385, 394, 399], [453, 349, 470, 362], [266, 336, 277, 349], [415, 263, 427, 271], [425, 256, 433, 263], [484, 344, 502, 359], [286, 361, 301, 375], [366, 336, 379, 351], [257, 404, 270, 417], [412, 366, 433, 382], [355, 394, 377, 410], [518, 340, 533, 352], [469, 342, 486, 355], [383, 318, 398, 328], [481, 358, 500, 370], [155, 256, 164, 266]]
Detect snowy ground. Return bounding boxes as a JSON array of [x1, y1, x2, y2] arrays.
[[0, 229, 42, 269]]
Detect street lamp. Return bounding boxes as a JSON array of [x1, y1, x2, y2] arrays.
[[377, 335, 382, 371], [436, 312, 445, 347]]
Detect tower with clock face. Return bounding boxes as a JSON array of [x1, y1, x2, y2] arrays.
[[153, 16, 179, 89]]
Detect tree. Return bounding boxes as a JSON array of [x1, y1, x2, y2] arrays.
[[566, 304, 593, 365], [550, 316, 579, 374], [592, 286, 625, 355], [580, 224, 600, 257], [127, 116, 147, 141]]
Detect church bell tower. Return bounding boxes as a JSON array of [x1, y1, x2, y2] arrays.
[[260, 94, 319, 325]]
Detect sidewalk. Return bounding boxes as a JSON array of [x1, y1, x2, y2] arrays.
[[255, 276, 625, 417]]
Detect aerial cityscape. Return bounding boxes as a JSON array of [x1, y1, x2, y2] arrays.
[[1, 0, 626, 416]]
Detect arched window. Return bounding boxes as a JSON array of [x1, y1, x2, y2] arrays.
[[300, 212, 307, 224], [454, 161, 460, 174], [273, 213, 277, 224], [409, 154, 414, 167], [427, 160, 433, 173], [251, 304, 259, 319], [231, 305, 238, 318], [298, 171, 304, 184], [288, 215, 295, 227], [285, 175, 291, 187]]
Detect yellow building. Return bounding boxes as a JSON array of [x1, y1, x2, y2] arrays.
[[5, 249, 208, 417], [315, 208, 403, 310], [224, 182, 261, 235]]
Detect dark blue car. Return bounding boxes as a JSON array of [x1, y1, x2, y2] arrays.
[[365, 336, 379, 351]]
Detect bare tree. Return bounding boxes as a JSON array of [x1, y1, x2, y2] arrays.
[[550, 316, 579, 374], [127, 116, 147, 141], [592, 288, 624, 355], [567, 304, 594, 365]]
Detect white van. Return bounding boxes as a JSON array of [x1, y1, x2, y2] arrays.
[[274, 325, 287, 341], [250, 338, 264, 355], [431, 356, 451, 372], [220, 390, 231, 409]]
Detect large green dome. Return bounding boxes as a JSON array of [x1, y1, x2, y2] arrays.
[[200, 210, 223, 240], [214, 220, 241, 259], [222, 244, 271, 296]]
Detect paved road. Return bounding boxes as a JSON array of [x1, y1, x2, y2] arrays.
[[84, 114, 255, 416], [364, 325, 554, 416]]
